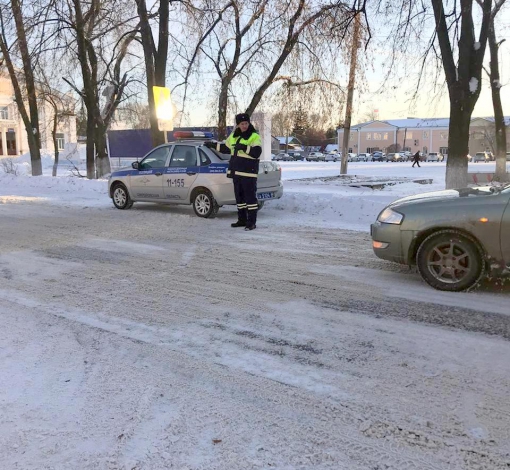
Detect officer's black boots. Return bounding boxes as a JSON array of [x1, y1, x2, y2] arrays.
[[244, 224, 256, 231], [231, 220, 246, 228]]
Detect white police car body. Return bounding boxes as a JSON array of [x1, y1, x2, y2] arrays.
[[108, 132, 283, 218]]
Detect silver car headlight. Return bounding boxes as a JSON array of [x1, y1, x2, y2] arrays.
[[378, 208, 404, 225]]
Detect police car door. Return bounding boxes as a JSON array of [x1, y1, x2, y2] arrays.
[[131, 146, 171, 201], [164, 145, 199, 202], [501, 190, 510, 268]]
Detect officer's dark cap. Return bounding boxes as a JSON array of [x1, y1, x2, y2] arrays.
[[235, 113, 250, 124]]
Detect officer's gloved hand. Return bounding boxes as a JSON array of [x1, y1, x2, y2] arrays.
[[234, 143, 247, 152], [203, 141, 217, 149]]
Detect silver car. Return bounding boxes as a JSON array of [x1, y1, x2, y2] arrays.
[[108, 139, 283, 218]]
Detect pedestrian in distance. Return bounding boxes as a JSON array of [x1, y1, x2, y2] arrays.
[[412, 151, 421, 168], [204, 113, 262, 230]]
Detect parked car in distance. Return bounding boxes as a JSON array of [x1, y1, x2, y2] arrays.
[[324, 153, 340, 162], [275, 152, 293, 161], [372, 152, 387, 162], [426, 152, 444, 162], [357, 153, 371, 162], [473, 151, 490, 163], [388, 152, 405, 162], [371, 184, 510, 291], [306, 151, 324, 161], [288, 151, 304, 161]]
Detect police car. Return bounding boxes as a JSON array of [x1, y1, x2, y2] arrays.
[[108, 131, 284, 218]]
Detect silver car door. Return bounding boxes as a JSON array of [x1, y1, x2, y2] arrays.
[[163, 145, 200, 202], [500, 192, 510, 266], [130, 146, 171, 200]]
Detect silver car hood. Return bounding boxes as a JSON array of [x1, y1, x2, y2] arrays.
[[389, 187, 495, 207]]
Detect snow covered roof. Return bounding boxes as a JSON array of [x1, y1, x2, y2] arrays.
[[478, 116, 510, 126], [345, 116, 510, 131], [275, 136, 302, 145]]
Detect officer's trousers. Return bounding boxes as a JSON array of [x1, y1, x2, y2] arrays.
[[233, 175, 258, 226]]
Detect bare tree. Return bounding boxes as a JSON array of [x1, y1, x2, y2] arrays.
[[182, 0, 355, 139], [0, 0, 46, 175], [377, 0, 493, 188], [477, 0, 507, 181], [430, 0, 492, 189], [135, 0, 170, 147], [59, 0, 137, 178]]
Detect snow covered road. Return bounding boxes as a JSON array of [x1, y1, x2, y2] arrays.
[[1, 200, 510, 469]]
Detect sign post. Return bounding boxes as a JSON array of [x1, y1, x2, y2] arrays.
[[153, 86, 174, 143]]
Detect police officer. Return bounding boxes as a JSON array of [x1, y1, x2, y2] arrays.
[[206, 113, 262, 230]]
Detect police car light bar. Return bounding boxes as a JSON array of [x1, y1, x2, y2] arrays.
[[174, 131, 214, 139]]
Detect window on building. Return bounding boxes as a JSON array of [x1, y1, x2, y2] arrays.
[[406, 132, 413, 139], [373, 132, 382, 140], [56, 133, 65, 151], [366, 133, 372, 140], [440, 132, 448, 140], [423, 131, 429, 139], [0, 107, 8, 120], [383, 133, 388, 140], [439, 147, 448, 155]]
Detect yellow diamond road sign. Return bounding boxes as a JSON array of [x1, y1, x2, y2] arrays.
[[153, 86, 174, 131]]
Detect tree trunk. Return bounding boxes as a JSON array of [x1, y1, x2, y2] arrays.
[[52, 111, 59, 177], [86, 115, 95, 179], [11, 0, 42, 175], [446, 100, 470, 189], [95, 121, 110, 178], [431, 0, 492, 189], [340, 15, 360, 175], [137, 0, 165, 147], [217, 80, 229, 140], [488, 22, 507, 182]]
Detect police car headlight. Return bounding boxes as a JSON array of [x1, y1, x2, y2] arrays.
[[378, 208, 404, 225]]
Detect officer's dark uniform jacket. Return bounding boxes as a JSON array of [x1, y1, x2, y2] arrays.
[[216, 125, 262, 177], [215, 124, 262, 227]]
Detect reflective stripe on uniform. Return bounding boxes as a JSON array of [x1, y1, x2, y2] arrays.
[[247, 204, 258, 210], [237, 203, 247, 208], [235, 171, 257, 178]]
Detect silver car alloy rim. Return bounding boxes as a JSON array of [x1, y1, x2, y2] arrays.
[[195, 194, 210, 215], [426, 241, 470, 284], [113, 188, 127, 207]]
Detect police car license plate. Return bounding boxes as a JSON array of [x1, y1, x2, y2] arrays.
[[257, 192, 274, 200]]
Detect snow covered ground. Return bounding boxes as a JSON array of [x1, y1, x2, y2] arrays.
[[1, 156, 510, 469], [2, 153, 506, 232]]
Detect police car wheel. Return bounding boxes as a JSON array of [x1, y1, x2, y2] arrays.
[[112, 184, 133, 210], [193, 189, 219, 218], [257, 201, 264, 210]]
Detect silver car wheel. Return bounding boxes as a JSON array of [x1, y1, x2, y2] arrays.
[[425, 241, 471, 284], [192, 189, 219, 218], [113, 187, 126, 207], [112, 184, 133, 210], [195, 193, 210, 215], [417, 230, 484, 291]]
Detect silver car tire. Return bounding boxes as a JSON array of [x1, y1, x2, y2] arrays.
[[112, 184, 133, 210], [416, 230, 485, 292], [192, 189, 219, 218]]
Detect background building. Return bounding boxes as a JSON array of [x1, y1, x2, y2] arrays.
[[338, 117, 510, 155], [0, 70, 77, 157]]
